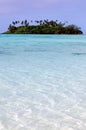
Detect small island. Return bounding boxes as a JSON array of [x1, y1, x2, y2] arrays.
[[4, 20, 83, 34]]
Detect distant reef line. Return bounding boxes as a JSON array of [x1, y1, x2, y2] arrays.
[[4, 19, 83, 34]]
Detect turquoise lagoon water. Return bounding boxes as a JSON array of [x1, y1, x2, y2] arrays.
[[0, 34, 86, 130]]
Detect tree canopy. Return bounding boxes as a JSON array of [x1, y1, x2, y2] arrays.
[[4, 19, 83, 34]]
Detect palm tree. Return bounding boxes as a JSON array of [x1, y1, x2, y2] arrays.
[[12, 21, 15, 26], [35, 20, 40, 25], [24, 20, 29, 26], [39, 20, 43, 25], [21, 21, 24, 26]]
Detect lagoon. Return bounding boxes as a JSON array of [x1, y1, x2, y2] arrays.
[[0, 34, 86, 130]]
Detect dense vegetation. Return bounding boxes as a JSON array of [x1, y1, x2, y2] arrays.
[[4, 20, 83, 34]]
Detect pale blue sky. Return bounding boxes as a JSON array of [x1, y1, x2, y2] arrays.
[[0, 0, 85, 33]]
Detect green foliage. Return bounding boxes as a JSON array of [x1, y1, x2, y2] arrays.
[[5, 20, 83, 34], [8, 24, 17, 33]]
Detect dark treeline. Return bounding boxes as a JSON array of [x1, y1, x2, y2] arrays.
[[4, 19, 83, 34]]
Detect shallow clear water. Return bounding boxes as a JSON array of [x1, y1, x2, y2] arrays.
[[0, 34, 86, 130]]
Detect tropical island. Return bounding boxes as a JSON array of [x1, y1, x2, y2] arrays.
[[4, 20, 83, 34]]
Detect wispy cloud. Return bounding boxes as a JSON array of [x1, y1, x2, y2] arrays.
[[0, 0, 73, 14]]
